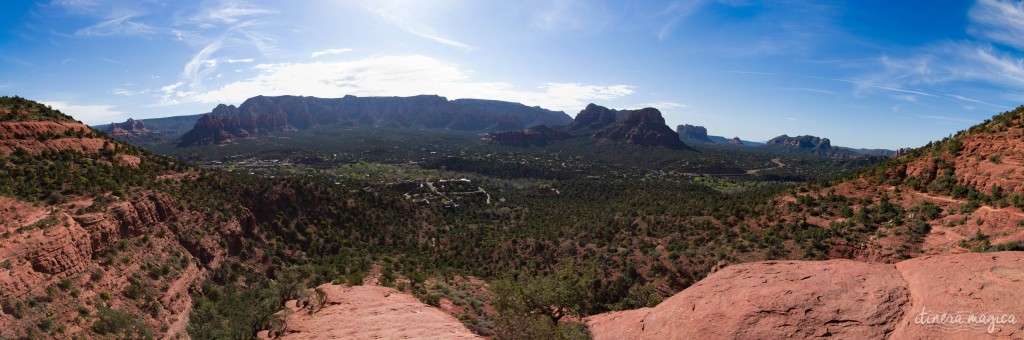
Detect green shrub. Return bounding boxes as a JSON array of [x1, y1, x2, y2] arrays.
[[92, 306, 151, 338]]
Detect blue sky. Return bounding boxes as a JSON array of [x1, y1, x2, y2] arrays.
[[2, 0, 1024, 149]]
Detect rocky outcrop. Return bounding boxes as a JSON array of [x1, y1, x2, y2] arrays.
[[0, 190, 248, 339], [0, 121, 108, 156], [764, 134, 859, 158], [259, 284, 481, 339], [483, 125, 571, 147], [104, 118, 160, 142], [587, 252, 1024, 340], [766, 134, 831, 149], [177, 95, 572, 146], [676, 124, 712, 143], [729, 136, 744, 145], [565, 104, 628, 134], [592, 108, 689, 149], [109, 118, 146, 133]]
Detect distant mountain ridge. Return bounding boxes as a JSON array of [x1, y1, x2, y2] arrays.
[[177, 95, 572, 146], [673, 123, 891, 157], [94, 114, 203, 143]]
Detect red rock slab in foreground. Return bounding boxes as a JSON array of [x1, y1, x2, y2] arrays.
[[588, 252, 1024, 340], [891, 252, 1024, 339], [588, 258, 910, 339], [260, 284, 481, 340]]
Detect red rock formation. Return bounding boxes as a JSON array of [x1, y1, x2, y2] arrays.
[[259, 284, 481, 339], [0, 191, 249, 338], [676, 124, 712, 143], [587, 252, 1024, 340], [0, 121, 109, 156], [105, 118, 170, 142], [566, 104, 624, 133], [592, 108, 689, 149]]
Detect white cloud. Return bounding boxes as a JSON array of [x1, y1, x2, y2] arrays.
[[311, 48, 353, 58], [182, 42, 222, 92], [110, 88, 148, 96], [156, 54, 633, 113], [225, 58, 254, 63], [42, 101, 124, 124], [969, 0, 1024, 51]]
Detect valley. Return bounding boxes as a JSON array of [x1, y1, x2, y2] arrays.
[[2, 94, 1023, 338], [6, 1, 1024, 339]]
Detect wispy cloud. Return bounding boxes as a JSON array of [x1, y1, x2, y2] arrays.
[[778, 87, 840, 95], [872, 85, 935, 97], [654, 0, 708, 40], [190, 2, 275, 25], [946, 94, 1011, 109], [965, 46, 1024, 87], [638, 101, 687, 110], [365, 1, 472, 50], [726, 70, 777, 76], [225, 58, 254, 63], [535, 0, 613, 33], [916, 115, 978, 124], [311, 48, 353, 58], [156, 54, 633, 113], [111, 89, 132, 96], [75, 13, 156, 36], [969, 0, 1024, 51], [162, 41, 223, 105]]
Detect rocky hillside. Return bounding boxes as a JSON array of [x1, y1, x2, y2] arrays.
[[582, 106, 1024, 339], [0, 96, 252, 338], [592, 107, 689, 149], [676, 124, 712, 143], [741, 106, 1024, 265], [588, 251, 1024, 339], [177, 95, 572, 146]]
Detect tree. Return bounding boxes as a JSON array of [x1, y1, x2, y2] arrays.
[[491, 261, 594, 324]]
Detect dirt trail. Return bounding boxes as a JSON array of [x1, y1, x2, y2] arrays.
[[909, 191, 1024, 218], [746, 158, 785, 175]]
